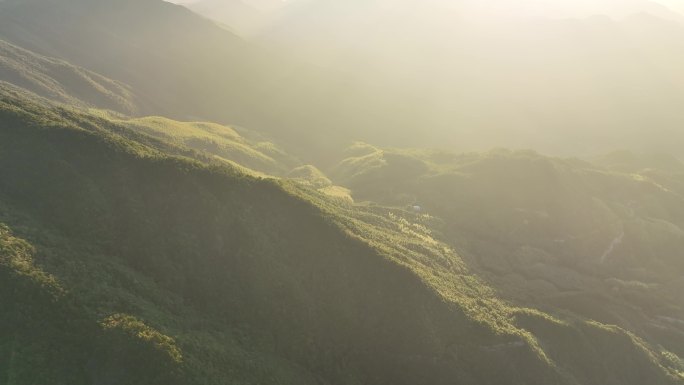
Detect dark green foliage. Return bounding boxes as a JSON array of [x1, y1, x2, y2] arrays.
[[0, 90, 548, 384], [0, 87, 682, 384], [0, 0, 681, 382], [0, 225, 183, 385], [332, 145, 684, 382]]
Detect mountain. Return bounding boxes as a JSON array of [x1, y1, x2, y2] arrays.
[[4, 0, 684, 161], [0, 0, 362, 161], [186, 0, 684, 34], [185, 0, 684, 159], [0, 0, 252, 121], [0, 39, 137, 113], [330, 144, 684, 373], [2, 80, 683, 384], [0, 32, 298, 176], [1, 1, 684, 383]]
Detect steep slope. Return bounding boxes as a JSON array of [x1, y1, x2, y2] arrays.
[[0, 84, 534, 384], [332, 145, 684, 370], [2, 84, 682, 384], [0, 39, 137, 113], [0, 0, 251, 121]]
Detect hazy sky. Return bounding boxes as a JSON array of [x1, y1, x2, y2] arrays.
[[168, 0, 684, 16], [653, 0, 684, 13]]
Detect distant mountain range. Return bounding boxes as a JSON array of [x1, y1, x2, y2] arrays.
[[232, 0, 684, 157], [0, 39, 138, 113], [184, 0, 684, 35], [3, 0, 684, 160]]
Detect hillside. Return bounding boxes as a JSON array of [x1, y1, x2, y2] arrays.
[[331, 144, 684, 371], [104, 114, 300, 176], [0, 39, 137, 114], [2, 81, 682, 384], [0, 0, 251, 121], [1, 1, 684, 382], [1, 0, 684, 160], [0, 0, 359, 161]]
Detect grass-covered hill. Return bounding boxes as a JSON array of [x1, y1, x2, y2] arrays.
[[331, 144, 684, 372], [2, 83, 682, 384], [0, 39, 137, 114], [104, 114, 300, 176]]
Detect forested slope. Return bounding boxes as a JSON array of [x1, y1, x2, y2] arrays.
[[2, 85, 682, 384], [331, 144, 684, 378]]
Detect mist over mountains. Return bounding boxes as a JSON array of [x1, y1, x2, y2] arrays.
[[3, 0, 683, 159], [189, 0, 684, 156], [1, 0, 683, 384]]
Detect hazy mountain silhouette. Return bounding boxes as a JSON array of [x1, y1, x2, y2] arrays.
[[186, 0, 684, 159], [1, 1, 684, 383]]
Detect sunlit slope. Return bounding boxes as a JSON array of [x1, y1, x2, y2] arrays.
[[112, 115, 300, 176], [0, 0, 351, 159], [0, 39, 137, 113], [0, 86, 546, 384], [3, 0, 683, 159], [332, 144, 684, 371], [2, 86, 681, 384], [0, 79, 295, 177]]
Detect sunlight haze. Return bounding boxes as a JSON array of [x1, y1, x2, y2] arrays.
[[1, 0, 684, 384], [167, 0, 684, 18]]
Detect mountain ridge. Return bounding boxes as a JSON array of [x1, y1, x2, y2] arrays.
[[2, 79, 682, 384], [0, 39, 138, 114], [1, 1, 683, 383]]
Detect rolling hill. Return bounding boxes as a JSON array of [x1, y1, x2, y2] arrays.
[[0, 0, 251, 121]]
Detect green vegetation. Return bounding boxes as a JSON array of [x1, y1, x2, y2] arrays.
[[1, 1, 684, 383], [112, 115, 299, 176], [331, 144, 684, 378], [1, 78, 682, 384], [0, 39, 137, 114]]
